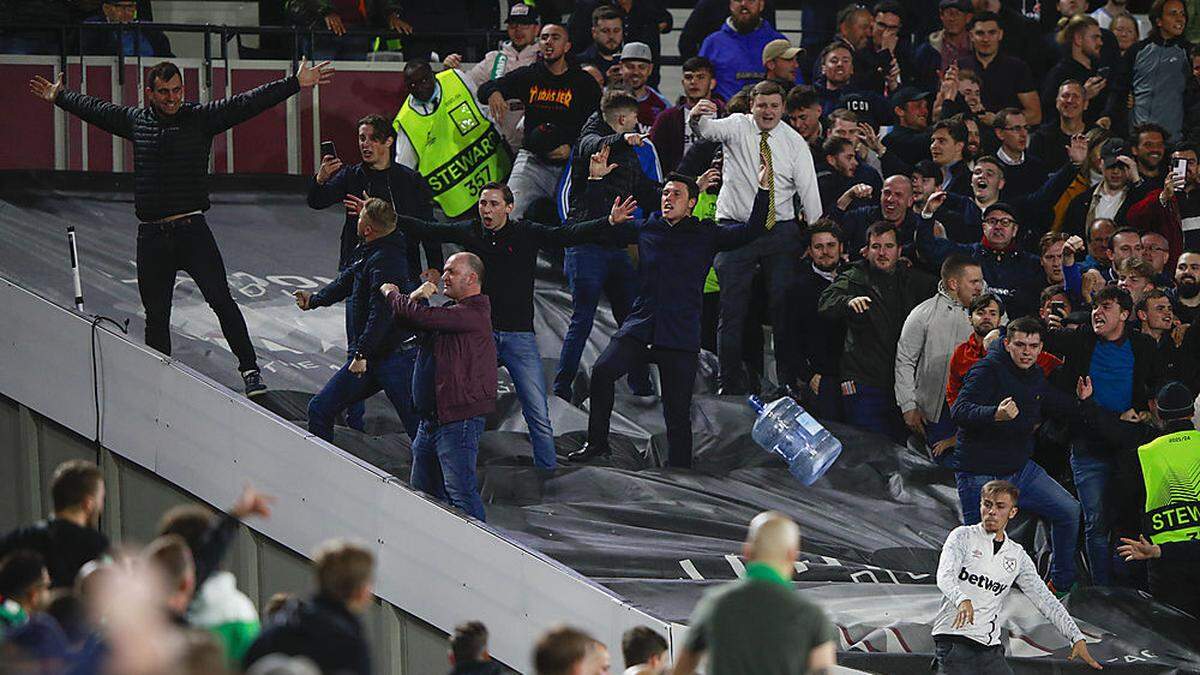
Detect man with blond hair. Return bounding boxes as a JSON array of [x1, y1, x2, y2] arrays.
[[933, 480, 1101, 673], [672, 512, 836, 674]]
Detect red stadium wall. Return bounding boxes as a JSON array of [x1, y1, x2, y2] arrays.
[[0, 57, 410, 175]]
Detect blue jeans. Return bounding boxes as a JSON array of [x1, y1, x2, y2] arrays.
[[843, 382, 906, 443], [1070, 443, 1116, 585], [956, 460, 1081, 590], [410, 416, 487, 521], [307, 348, 420, 442], [554, 245, 651, 398], [495, 330, 557, 469]]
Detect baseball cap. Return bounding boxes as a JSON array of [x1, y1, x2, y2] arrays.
[[982, 202, 1017, 220], [1101, 137, 1128, 169], [620, 42, 654, 63], [839, 93, 876, 126], [939, 0, 972, 10], [762, 39, 802, 65], [506, 3, 539, 24], [889, 86, 930, 109]]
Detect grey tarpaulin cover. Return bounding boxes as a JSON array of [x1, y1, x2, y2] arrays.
[[2, 172, 1197, 673]]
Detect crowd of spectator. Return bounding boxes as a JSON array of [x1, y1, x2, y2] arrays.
[[0, 463, 834, 674]]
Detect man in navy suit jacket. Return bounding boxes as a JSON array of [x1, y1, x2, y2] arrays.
[[570, 156, 771, 468]]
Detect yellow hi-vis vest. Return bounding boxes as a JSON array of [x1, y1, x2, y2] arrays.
[[393, 70, 512, 218], [1137, 429, 1200, 545]]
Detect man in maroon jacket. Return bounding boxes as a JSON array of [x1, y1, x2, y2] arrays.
[[381, 252, 496, 521]]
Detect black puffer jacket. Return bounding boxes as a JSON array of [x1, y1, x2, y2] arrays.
[[55, 76, 300, 222], [243, 594, 371, 675]]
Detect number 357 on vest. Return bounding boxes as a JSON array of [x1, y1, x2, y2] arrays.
[[394, 70, 513, 218]]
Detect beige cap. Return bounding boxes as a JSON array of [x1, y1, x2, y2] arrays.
[[762, 39, 801, 65]]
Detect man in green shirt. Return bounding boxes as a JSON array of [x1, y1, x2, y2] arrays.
[[672, 512, 837, 675]]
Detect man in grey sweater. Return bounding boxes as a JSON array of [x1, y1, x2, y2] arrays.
[[894, 255, 984, 455]]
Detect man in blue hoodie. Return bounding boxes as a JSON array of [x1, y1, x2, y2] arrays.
[[294, 198, 421, 443], [698, 0, 786, 100], [951, 316, 1085, 594]]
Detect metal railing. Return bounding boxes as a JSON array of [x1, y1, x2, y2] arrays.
[[2, 22, 510, 87]]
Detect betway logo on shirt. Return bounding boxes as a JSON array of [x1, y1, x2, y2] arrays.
[[959, 567, 1008, 596], [528, 85, 574, 108]]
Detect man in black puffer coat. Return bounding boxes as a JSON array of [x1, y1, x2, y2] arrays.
[[244, 539, 374, 675], [29, 58, 333, 397]]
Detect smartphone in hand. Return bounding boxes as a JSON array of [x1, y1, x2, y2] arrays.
[[320, 140, 337, 159]]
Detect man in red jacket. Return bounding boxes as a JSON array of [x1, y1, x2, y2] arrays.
[[381, 252, 496, 521]]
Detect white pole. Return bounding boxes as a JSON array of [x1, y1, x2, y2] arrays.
[[68, 226, 84, 312]]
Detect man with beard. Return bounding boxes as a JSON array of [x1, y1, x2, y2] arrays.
[[1045, 286, 1162, 586], [1131, 123, 1169, 189], [617, 42, 670, 130], [650, 57, 721, 174], [442, 3, 542, 149], [946, 293, 1003, 409], [698, 0, 787, 100], [819, 137, 882, 217], [577, 6, 623, 85], [819, 222, 938, 442], [1030, 80, 1088, 171], [883, 87, 933, 167], [1128, 145, 1200, 255], [896, 256, 985, 456], [479, 23, 603, 221], [830, 175, 917, 260], [568, 0, 673, 88], [762, 38, 802, 90], [1169, 251, 1200, 324], [0, 461, 107, 588], [792, 220, 847, 421]]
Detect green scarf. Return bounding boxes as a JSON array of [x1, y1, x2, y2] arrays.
[[744, 561, 791, 587]]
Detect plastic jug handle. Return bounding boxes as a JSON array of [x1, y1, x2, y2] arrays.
[[748, 395, 765, 413]]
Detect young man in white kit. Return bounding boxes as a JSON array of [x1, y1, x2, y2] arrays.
[[932, 479, 1103, 674]]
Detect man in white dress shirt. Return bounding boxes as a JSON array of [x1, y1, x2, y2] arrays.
[[691, 79, 823, 394]]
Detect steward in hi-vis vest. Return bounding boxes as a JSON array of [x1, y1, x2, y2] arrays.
[[394, 69, 512, 218], [1138, 430, 1200, 545]]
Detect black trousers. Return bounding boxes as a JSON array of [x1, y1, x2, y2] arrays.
[[587, 336, 698, 468], [135, 215, 258, 372]]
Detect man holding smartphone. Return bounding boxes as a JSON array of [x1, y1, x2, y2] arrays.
[[29, 59, 333, 397], [308, 115, 442, 432], [1128, 145, 1200, 255]]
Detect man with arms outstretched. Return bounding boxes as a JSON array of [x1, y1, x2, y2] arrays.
[[29, 59, 333, 396]]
